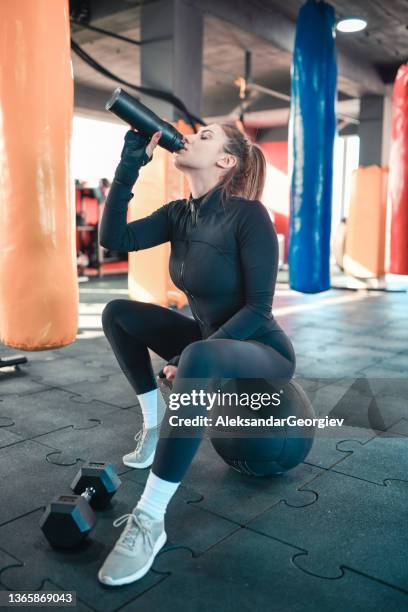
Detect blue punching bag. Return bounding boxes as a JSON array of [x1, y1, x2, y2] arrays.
[[288, 0, 337, 293]]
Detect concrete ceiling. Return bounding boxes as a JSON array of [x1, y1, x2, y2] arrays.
[[71, 0, 406, 128], [71, 5, 294, 122], [266, 0, 408, 68]]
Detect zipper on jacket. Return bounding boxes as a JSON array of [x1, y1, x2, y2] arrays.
[[189, 198, 198, 227], [188, 292, 204, 327], [180, 240, 204, 326]]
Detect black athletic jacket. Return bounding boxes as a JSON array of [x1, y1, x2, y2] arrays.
[[100, 130, 287, 368]]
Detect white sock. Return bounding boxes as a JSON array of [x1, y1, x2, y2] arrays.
[[136, 471, 180, 521], [137, 387, 167, 429]]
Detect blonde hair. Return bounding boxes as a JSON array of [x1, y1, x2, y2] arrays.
[[217, 123, 266, 202]]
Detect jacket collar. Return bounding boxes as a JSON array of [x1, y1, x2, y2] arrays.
[[187, 184, 224, 218]]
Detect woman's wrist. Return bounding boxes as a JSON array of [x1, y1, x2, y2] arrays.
[[114, 130, 152, 186], [113, 161, 141, 187]]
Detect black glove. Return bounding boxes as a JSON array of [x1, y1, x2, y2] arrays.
[[114, 130, 153, 186]]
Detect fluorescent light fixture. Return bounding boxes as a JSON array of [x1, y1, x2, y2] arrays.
[[336, 17, 367, 33]]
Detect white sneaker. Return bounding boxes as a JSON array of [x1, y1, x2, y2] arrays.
[[122, 424, 161, 469], [98, 508, 167, 586]]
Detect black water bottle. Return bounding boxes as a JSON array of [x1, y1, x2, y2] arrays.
[[105, 88, 186, 153]]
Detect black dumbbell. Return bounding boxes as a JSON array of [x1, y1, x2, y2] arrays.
[[39, 461, 121, 549]]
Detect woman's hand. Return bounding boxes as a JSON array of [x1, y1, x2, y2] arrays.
[[157, 365, 177, 384], [114, 128, 161, 184], [131, 128, 162, 160]]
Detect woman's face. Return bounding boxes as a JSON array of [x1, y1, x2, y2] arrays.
[[173, 123, 235, 172]]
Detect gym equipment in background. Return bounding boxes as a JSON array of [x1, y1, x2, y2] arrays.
[[388, 64, 408, 276], [288, 0, 337, 293], [210, 379, 315, 477], [105, 88, 186, 153], [126, 118, 193, 309], [75, 185, 129, 279], [0, 0, 77, 351], [330, 169, 406, 293], [0, 355, 28, 370], [40, 462, 121, 549], [343, 166, 388, 280]]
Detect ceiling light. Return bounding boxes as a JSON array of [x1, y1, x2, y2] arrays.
[[336, 17, 367, 33]]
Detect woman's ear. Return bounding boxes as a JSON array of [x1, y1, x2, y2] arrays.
[[216, 153, 237, 170]]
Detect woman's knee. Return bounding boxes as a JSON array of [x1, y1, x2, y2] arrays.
[[283, 338, 296, 378], [101, 299, 128, 331], [178, 340, 220, 377]]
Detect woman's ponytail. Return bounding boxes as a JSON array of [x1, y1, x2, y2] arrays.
[[217, 123, 266, 204], [243, 143, 266, 201]]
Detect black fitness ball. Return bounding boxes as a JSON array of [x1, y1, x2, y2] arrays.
[[209, 378, 315, 476]]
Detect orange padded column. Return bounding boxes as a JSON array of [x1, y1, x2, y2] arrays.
[[0, 0, 77, 350], [128, 145, 170, 306], [343, 166, 388, 279], [388, 65, 408, 274], [128, 119, 194, 308]]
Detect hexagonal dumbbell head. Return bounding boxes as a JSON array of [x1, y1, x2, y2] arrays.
[[70, 461, 121, 510], [39, 495, 96, 549]]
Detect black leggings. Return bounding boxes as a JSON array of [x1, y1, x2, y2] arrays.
[[102, 299, 296, 483]]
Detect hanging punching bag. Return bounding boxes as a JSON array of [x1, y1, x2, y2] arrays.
[[388, 64, 408, 275], [0, 0, 77, 350], [288, 0, 337, 293]]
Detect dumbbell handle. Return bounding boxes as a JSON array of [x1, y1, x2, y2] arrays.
[[81, 486, 96, 503]]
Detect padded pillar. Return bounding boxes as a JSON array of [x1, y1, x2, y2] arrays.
[[388, 64, 408, 275], [343, 166, 388, 279], [0, 0, 77, 350], [128, 120, 193, 308], [288, 0, 337, 293]]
